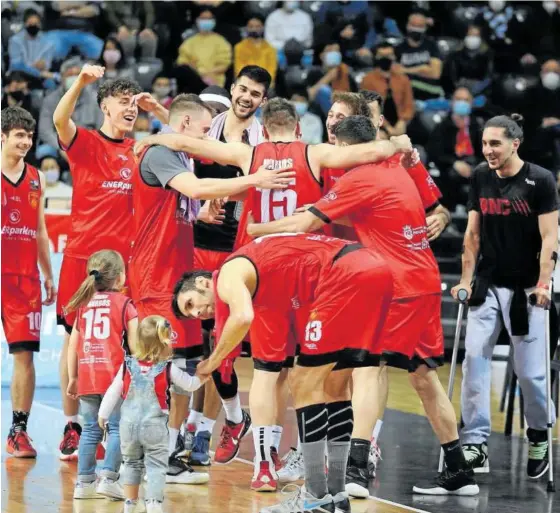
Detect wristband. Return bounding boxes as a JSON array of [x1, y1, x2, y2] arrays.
[[537, 281, 550, 290]]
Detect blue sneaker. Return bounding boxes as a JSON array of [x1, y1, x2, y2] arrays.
[[190, 430, 211, 466]]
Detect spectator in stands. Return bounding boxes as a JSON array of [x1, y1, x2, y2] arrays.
[[176, 9, 232, 88], [264, 1, 313, 51], [526, 1, 560, 62], [132, 114, 152, 141], [1, 73, 35, 118], [441, 24, 494, 96], [105, 1, 158, 60], [37, 58, 103, 161], [307, 41, 357, 115], [360, 42, 415, 137], [41, 156, 72, 210], [427, 86, 483, 211], [395, 11, 444, 100], [46, 2, 103, 61], [8, 8, 58, 90], [97, 37, 135, 84], [151, 74, 173, 110], [290, 89, 323, 144], [234, 15, 277, 86]]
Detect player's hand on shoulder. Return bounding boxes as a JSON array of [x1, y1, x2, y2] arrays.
[[43, 277, 57, 306], [450, 282, 472, 301], [78, 64, 105, 86], [400, 148, 420, 169], [253, 164, 296, 189], [390, 134, 412, 154]]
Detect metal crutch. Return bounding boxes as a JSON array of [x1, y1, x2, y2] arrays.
[[438, 288, 469, 473]]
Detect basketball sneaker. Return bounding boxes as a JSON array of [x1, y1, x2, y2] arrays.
[[277, 449, 304, 483], [251, 460, 278, 492], [6, 428, 37, 458], [166, 455, 209, 484], [271, 447, 282, 472], [259, 485, 335, 512], [367, 439, 381, 478], [412, 467, 479, 495], [73, 480, 103, 499], [124, 499, 143, 513], [96, 476, 124, 500], [146, 499, 164, 513], [190, 431, 211, 466], [527, 428, 549, 479], [59, 421, 81, 461], [332, 491, 351, 513], [462, 443, 489, 474], [214, 409, 252, 464], [345, 464, 369, 499], [184, 423, 197, 455]]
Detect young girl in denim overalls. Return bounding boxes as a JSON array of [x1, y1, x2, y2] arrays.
[[99, 315, 203, 513]]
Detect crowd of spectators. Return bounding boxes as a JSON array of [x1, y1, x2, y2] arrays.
[[2, 0, 559, 214]]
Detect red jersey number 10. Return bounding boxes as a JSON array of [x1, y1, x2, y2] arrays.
[[257, 188, 298, 222], [82, 308, 111, 340]]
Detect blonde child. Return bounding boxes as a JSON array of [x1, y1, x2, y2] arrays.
[[98, 315, 206, 513]]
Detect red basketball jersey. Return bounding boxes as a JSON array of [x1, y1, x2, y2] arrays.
[[61, 128, 135, 260], [234, 141, 322, 249], [321, 167, 359, 241], [129, 147, 194, 301], [76, 291, 137, 396], [1, 164, 41, 278]]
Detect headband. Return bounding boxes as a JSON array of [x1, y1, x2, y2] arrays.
[[199, 93, 231, 108]]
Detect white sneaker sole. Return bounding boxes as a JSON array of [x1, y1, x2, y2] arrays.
[[96, 485, 124, 500], [277, 473, 303, 483], [73, 488, 104, 500], [345, 482, 369, 499], [412, 484, 479, 496], [473, 465, 490, 474], [166, 472, 209, 485]]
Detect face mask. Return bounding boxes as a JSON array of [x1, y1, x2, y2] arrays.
[[103, 49, 121, 65], [452, 99, 472, 117], [407, 28, 425, 42], [9, 90, 26, 102], [284, 1, 299, 12], [464, 35, 482, 51], [324, 51, 342, 67], [134, 131, 151, 141], [543, 1, 557, 14], [197, 19, 216, 32], [44, 169, 60, 185], [247, 30, 263, 39], [25, 24, 40, 37], [293, 102, 308, 117], [375, 57, 393, 72], [489, 0, 506, 12], [542, 71, 560, 90], [153, 85, 171, 98], [64, 76, 78, 90]]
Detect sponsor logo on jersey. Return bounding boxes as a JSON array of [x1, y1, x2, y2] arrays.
[[9, 195, 21, 202], [525, 179, 535, 186], [102, 181, 133, 191], [28, 192, 39, 209], [291, 296, 301, 310], [118, 155, 128, 162], [323, 191, 337, 202], [29, 179, 39, 190], [120, 168, 132, 180], [427, 175, 437, 188], [1, 225, 37, 237], [402, 225, 426, 240], [83, 341, 91, 354], [9, 209, 21, 223], [304, 343, 317, 350]]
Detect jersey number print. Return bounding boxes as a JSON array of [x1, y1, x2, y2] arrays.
[[257, 187, 297, 222], [82, 308, 111, 340]]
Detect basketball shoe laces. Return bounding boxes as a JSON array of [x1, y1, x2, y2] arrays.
[[528, 441, 548, 459], [60, 428, 79, 452], [12, 430, 34, 449], [271, 484, 330, 511], [218, 424, 233, 449]]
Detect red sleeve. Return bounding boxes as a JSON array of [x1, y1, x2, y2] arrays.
[[59, 127, 96, 159], [124, 301, 138, 324], [406, 162, 442, 212], [310, 170, 365, 223]]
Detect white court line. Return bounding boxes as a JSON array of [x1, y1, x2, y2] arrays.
[[368, 495, 432, 513]]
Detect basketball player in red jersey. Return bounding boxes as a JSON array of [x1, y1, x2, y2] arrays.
[[131, 93, 295, 483], [52, 64, 168, 460], [172, 233, 393, 511], [2, 107, 57, 458], [249, 116, 479, 497]]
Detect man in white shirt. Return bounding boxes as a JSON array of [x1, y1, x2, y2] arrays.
[[265, 1, 313, 51]]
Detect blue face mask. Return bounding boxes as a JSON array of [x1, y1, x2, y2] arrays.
[[324, 51, 342, 67], [293, 102, 308, 117], [197, 19, 216, 32], [452, 99, 472, 117]]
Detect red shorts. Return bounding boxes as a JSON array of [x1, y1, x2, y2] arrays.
[[2, 275, 42, 353], [136, 296, 203, 359], [375, 293, 444, 371], [298, 246, 393, 368], [250, 306, 309, 372], [193, 248, 230, 272]]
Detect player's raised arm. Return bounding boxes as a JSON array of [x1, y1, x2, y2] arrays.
[[53, 64, 104, 146]]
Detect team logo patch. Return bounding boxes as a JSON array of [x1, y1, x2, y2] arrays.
[[29, 179, 39, 190], [28, 192, 39, 209], [309, 309, 319, 321], [9, 210, 21, 224], [402, 225, 413, 240], [170, 330, 178, 342], [323, 191, 337, 202], [29, 298, 39, 309], [83, 341, 91, 354], [120, 168, 132, 180]]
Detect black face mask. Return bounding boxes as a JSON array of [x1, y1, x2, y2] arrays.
[[375, 57, 393, 72], [407, 29, 425, 42], [247, 30, 263, 39], [9, 91, 27, 102], [25, 25, 40, 37]]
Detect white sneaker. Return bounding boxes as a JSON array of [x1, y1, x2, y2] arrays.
[[166, 455, 209, 484], [146, 499, 164, 513], [124, 499, 146, 513], [96, 477, 125, 500], [277, 449, 304, 483], [73, 481, 103, 500], [367, 438, 382, 478]]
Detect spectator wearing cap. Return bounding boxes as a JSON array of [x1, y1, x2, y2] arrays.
[[8, 8, 58, 89], [360, 42, 415, 137], [96, 36, 135, 84], [234, 15, 277, 86], [176, 9, 232, 88], [290, 89, 323, 144], [37, 58, 103, 161], [264, 1, 313, 51], [200, 85, 232, 117]]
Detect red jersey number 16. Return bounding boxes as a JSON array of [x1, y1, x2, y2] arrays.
[[257, 188, 298, 222]]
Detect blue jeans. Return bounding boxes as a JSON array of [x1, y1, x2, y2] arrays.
[[45, 30, 103, 61], [77, 394, 121, 483]]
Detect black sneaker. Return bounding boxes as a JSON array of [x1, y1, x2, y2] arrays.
[[166, 455, 209, 485], [174, 431, 187, 458], [527, 429, 549, 479], [412, 468, 479, 496], [462, 443, 489, 474], [332, 491, 351, 513], [345, 464, 369, 499]]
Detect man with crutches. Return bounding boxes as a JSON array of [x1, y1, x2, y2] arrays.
[[452, 114, 559, 482]]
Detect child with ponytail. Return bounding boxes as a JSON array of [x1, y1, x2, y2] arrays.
[[98, 315, 206, 513], [66, 249, 138, 501]]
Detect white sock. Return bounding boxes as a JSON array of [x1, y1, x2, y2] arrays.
[[271, 425, 283, 451], [296, 433, 302, 453], [169, 428, 179, 456], [222, 394, 243, 424], [252, 426, 273, 474], [196, 416, 216, 436], [372, 420, 383, 441], [186, 410, 202, 428], [67, 415, 79, 424]]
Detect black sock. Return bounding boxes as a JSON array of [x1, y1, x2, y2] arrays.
[[12, 411, 29, 432], [442, 439, 465, 472], [349, 438, 370, 467], [326, 401, 353, 495]]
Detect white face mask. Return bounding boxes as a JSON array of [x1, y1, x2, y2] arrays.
[[489, 0, 506, 12], [44, 169, 60, 185], [464, 35, 482, 51], [542, 71, 560, 90], [542, 1, 557, 14]]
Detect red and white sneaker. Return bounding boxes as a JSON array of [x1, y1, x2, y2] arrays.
[[6, 428, 37, 458], [271, 447, 282, 473], [214, 410, 252, 464], [59, 422, 81, 461], [251, 461, 278, 492]]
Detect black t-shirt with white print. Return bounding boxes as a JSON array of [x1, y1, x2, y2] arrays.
[[467, 161, 559, 288]]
